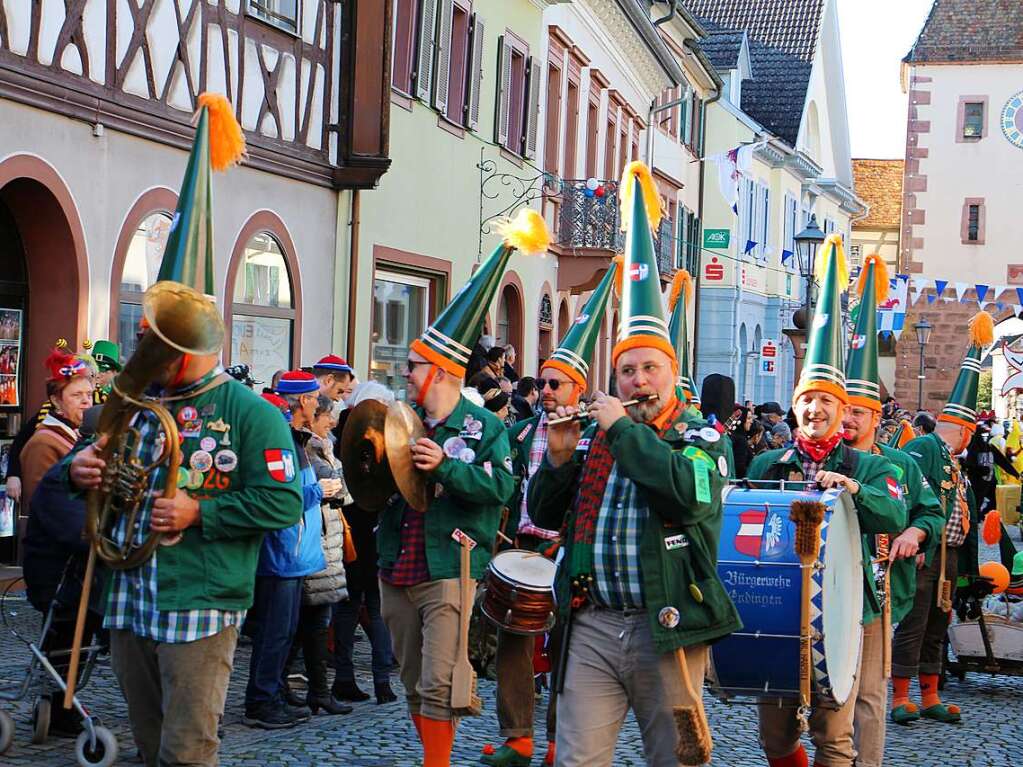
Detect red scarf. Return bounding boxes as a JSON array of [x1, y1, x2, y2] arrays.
[[795, 432, 843, 463]]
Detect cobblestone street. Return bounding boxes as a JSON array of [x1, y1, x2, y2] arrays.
[[1, 535, 1019, 767]]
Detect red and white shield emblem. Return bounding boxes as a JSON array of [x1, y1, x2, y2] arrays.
[[629, 263, 649, 282], [735, 510, 767, 557], [265, 448, 296, 482], [886, 477, 902, 500], [851, 334, 866, 350]]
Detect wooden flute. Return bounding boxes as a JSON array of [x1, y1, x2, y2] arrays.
[[547, 393, 660, 425]]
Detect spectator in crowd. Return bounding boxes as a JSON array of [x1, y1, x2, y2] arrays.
[[466, 334, 495, 382], [498, 376, 514, 396], [729, 406, 756, 478], [511, 377, 538, 422], [747, 420, 767, 456], [332, 382, 398, 704], [913, 411, 936, 436], [485, 346, 507, 380], [476, 376, 512, 425], [882, 396, 899, 420], [759, 401, 785, 428], [769, 421, 792, 450], [312, 355, 355, 403], [503, 345, 520, 383]]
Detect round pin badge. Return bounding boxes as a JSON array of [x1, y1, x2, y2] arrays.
[[186, 469, 205, 490], [214, 449, 238, 473], [200, 436, 217, 453], [177, 406, 198, 424], [657, 606, 681, 629], [458, 447, 476, 463], [700, 427, 721, 443], [443, 437, 466, 458], [177, 466, 190, 489], [717, 455, 729, 477], [189, 450, 213, 473], [469, 419, 483, 433]]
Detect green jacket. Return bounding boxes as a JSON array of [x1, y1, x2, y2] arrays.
[[377, 395, 515, 580], [902, 433, 980, 577], [528, 408, 742, 652], [65, 377, 304, 612], [873, 444, 944, 624], [746, 444, 907, 623]]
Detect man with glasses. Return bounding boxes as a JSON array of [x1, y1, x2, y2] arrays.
[[526, 164, 739, 765], [482, 261, 618, 767], [379, 210, 546, 766]]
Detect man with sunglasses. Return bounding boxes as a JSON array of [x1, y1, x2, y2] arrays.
[[482, 261, 618, 767], [378, 210, 547, 767], [526, 164, 740, 766]]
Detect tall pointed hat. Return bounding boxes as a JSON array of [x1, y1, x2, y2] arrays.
[[845, 254, 889, 412], [939, 310, 994, 432], [613, 161, 675, 367], [793, 233, 849, 406], [159, 93, 246, 298], [410, 208, 550, 377], [542, 256, 620, 388], [667, 269, 699, 404]]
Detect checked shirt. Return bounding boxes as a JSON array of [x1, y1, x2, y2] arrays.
[[104, 368, 246, 643], [590, 465, 647, 611]]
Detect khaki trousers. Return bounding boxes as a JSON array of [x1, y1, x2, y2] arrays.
[[852, 619, 887, 767], [110, 626, 237, 767], [555, 607, 707, 767], [757, 630, 863, 767], [381, 578, 471, 721]]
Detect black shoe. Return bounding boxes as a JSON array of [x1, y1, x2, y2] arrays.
[[283, 702, 311, 721], [375, 681, 397, 704], [283, 685, 306, 708], [307, 693, 354, 715], [243, 705, 302, 730], [332, 680, 371, 702]]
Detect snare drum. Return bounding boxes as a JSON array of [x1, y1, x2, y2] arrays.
[[710, 484, 863, 707], [481, 549, 556, 635]]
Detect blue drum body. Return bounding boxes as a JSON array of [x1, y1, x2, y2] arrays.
[[711, 484, 863, 707]]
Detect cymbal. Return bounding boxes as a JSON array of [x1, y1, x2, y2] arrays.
[[339, 399, 396, 511], [385, 400, 429, 513]]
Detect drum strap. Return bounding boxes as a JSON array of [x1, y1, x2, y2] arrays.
[[761, 443, 860, 482]]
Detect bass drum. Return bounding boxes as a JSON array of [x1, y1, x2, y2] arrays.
[[710, 484, 863, 708]]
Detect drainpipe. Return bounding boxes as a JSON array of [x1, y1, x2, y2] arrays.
[[346, 189, 361, 365], [692, 85, 722, 379], [652, 0, 677, 27]]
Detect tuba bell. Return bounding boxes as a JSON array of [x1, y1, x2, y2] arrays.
[[85, 280, 225, 570]]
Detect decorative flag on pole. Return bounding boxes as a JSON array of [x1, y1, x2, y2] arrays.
[[707, 140, 768, 216], [954, 282, 969, 303], [781, 249, 794, 265], [976, 284, 989, 304], [935, 280, 948, 299], [744, 240, 757, 255], [877, 275, 908, 336]]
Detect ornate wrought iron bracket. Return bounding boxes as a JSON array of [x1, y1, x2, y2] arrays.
[[477, 147, 557, 260]]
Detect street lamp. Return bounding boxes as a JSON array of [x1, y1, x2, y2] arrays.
[[793, 214, 827, 322], [914, 317, 933, 410]]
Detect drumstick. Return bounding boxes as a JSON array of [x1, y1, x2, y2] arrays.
[[496, 530, 513, 545], [672, 647, 712, 766], [790, 499, 826, 734]]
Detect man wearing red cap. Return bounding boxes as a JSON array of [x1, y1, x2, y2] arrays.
[[313, 355, 355, 403]]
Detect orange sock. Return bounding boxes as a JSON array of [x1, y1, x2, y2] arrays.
[[919, 673, 941, 708], [420, 716, 455, 767], [768, 745, 808, 767], [543, 740, 556, 766], [411, 713, 424, 740], [891, 675, 912, 708], [505, 737, 533, 757]]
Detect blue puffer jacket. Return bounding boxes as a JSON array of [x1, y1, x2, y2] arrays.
[[257, 430, 327, 578]]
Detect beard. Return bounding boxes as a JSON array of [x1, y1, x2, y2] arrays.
[[627, 398, 662, 423]]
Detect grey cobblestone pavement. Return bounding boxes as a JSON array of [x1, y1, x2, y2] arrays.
[[2, 531, 1020, 766]]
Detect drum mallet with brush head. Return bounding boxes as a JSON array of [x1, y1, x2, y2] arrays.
[[790, 498, 826, 732], [672, 647, 713, 765]]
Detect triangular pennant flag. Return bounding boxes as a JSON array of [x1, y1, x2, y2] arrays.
[[912, 276, 928, 294], [910, 284, 921, 305], [881, 330, 892, 340], [976, 284, 989, 303], [744, 239, 757, 255], [893, 327, 904, 341], [927, 293, 937, 304], [935, 279, 948, 298], [781, 249, 794, 264], [1014, 304, 1023, 316], [955, 282, 969, 302]]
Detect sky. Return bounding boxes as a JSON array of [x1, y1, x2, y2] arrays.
[[836, 0, 935, 159]]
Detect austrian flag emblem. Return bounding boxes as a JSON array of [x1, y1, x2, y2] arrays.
[[886, 477, 902, 500], [265, 448, 296, 482], [735, 510, 767, 557]]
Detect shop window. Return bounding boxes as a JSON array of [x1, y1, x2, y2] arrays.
[[118, 212, 173, 359], [231, 233, 295, 386], [371, 269, 432, 401]]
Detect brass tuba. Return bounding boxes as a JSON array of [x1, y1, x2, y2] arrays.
[[85, 280, 225, 570]]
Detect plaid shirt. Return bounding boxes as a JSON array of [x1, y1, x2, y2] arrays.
[[590, 465, 647, 610], [945, 457, 969, 548], [518, 414, 558, 540], [104, 368, 246, 643]]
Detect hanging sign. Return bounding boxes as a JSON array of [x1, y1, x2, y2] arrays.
[[703, 229, 731, 249], [760, 339, 778, 377]]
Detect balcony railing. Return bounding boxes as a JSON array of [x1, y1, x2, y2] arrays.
[[557, 179, 623, 251], [654, 217, 676, 278]]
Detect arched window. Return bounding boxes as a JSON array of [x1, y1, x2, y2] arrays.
[[118, 212, 172, 358], [230, 232, 296, 386], [496, 277, 524, 374]]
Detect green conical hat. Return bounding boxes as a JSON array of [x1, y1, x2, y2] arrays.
[[613, 162, 675, 367], [845, 254, 889, 412], [159, 93, 246, 298], [793, 234, 849, 405], [542, 257, 619, 388], [939, 311, 994, 432], [667, 269, 699, 403], [410, 209, 550, 377]]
